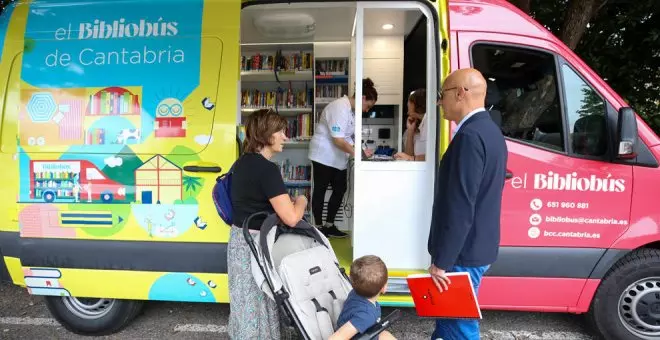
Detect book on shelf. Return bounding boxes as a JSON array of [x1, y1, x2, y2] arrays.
[[241, 51, 313, 72], [241, 87, 313, 109], [88, 89, 139, 116], [316, 84, 348, 99], [277, 159, 312, 183], [285, 113, 313, 141], [85, 128, 105, 145], [315, 59, 349, 75]]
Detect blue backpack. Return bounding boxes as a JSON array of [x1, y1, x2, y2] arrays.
[[212, 161, 237, 226]]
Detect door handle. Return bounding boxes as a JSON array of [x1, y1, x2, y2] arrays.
[[183, 162, 222, 173], [506, 170, 513, 179]]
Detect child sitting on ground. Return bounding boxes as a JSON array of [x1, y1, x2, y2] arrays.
[[329, 255, 397, 340]]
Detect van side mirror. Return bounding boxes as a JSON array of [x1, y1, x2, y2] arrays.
[[617, 107, 638, 159]]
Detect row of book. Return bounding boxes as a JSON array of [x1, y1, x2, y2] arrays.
[[88, 90, 140, 115], [315, 59, 349, 75], [34, 179, 78, 189], [34, 188, 75, 199], [241, 88, 314, 109], [34, 171, 77, 180], [316, 84, 349, 99], [277, 160, 312, 182], [285, 113, 313, 140], [85, 128, 106, 145], [241, 52, 314, 72]]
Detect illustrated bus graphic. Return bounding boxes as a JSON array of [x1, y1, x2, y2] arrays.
[[29, 160, 126, 203]]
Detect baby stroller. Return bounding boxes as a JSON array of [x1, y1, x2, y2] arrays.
[[243, 211, 401, 340]]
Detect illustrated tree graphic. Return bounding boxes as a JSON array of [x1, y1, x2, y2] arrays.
[[183, 176, 202, 193]]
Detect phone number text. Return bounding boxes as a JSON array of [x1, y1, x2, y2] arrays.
[[546, 201, 589, 209]]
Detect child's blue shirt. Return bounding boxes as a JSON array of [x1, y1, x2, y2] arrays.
[[337, 290, 381, 335]]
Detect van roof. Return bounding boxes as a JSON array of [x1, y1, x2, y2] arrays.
[[448, 0, 556, 41]]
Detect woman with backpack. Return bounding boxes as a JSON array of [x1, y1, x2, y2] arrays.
[[227, 109, 307, 339]]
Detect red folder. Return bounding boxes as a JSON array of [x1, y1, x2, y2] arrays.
[[406, 272, 482, 319]]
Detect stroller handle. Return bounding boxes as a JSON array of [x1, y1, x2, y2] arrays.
[[242, 211, 316, 234], [242, 211, 270, 242], [355, 309, 402, 340], [243, 211, 330, 271]]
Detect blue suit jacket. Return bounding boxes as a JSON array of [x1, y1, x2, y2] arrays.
[[428, 110, 508, 269]]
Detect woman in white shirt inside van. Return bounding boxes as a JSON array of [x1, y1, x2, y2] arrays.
[[394, 88, 427, 161], [308, 78, 378, 238]]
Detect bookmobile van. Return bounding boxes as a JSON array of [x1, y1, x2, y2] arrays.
[[0, 0, 658, 339]]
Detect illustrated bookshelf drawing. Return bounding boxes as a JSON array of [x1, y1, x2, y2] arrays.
[[239, 42, 351, 229]]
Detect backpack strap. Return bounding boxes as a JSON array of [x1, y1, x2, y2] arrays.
[[217, 155, 241, 182]]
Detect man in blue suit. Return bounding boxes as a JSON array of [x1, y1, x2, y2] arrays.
[[428, 68, 508, 340]]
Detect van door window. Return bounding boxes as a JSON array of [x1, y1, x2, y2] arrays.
[[471, 44, 565, 153], [560, 64, 608, 157]]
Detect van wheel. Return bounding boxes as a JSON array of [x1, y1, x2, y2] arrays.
[[44, 296, 143, 336], [588, 248, 660, 340], [101, 193, 113, 203], [43, 191, 55, 203]]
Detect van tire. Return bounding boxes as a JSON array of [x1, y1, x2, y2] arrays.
[[43, 191, 55, 203], [587, 248, 660, 340], [101, 192, 113, 203], [44, 296, 143, 336]]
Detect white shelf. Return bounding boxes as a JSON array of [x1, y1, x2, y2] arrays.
[[284, 180, 312, 187], [315, 98, 339, 105], [241, 70, 314, 82]]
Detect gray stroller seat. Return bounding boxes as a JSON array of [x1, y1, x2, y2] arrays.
[[242, 212, 401, 340]]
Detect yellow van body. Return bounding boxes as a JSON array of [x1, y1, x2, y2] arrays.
[[0, 0, 449, 330]]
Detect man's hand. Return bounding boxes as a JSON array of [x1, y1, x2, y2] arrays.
[[364, 148, 374, 158], [429, 264, 451, 292]]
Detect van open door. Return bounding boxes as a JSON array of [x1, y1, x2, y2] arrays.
[[240, 1, 449, 307], [350, 0, 442, 280]]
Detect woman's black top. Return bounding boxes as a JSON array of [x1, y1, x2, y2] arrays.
[[230, 153, 288, 230]]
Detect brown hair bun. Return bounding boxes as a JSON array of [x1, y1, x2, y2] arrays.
[[359, 77, 378, 101]]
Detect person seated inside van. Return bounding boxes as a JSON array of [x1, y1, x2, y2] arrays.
[[394, 89, 426, 161], [330, 255, 397, 340]]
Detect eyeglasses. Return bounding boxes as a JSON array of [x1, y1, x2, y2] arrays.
[[438, 87, 468, 100]]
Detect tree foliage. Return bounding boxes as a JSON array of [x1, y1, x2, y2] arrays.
[[510, 0, 660, 134]]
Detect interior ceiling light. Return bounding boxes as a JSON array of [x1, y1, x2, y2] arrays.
[[253, 12, 316, 39], [382, 23, 394, 30]]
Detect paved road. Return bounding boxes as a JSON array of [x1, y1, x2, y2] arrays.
[[0, 282, 597, 339]]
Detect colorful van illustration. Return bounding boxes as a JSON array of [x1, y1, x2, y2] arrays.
[[19, 87, 143, 148], [0, 1, 659, 340], [30, 160, 127, 203]]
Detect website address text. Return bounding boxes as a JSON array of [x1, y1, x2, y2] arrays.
[[544, 230, 601, 239]]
